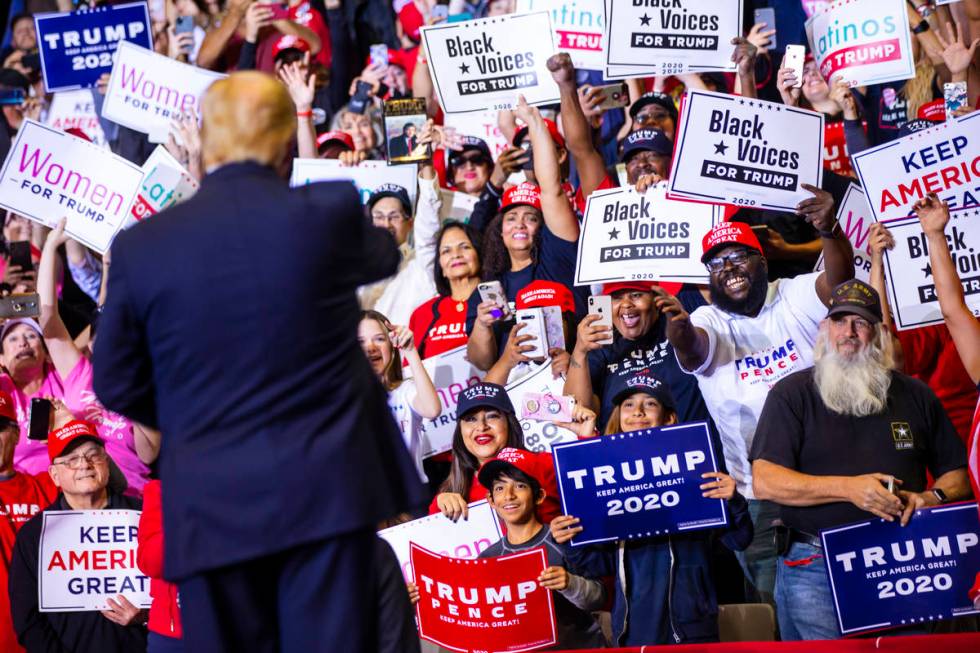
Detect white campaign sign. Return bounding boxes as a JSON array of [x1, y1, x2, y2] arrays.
[[438, 189, 479, 223], [420, 12, 560, 114], [0, 120, 143, 254], [852, 111, 980, 223], [125, 146, 198, 229], [290, 159, 419, 207], [379, 500, 502, 582], [46, 90, 106, 146], [604, 0, 743, 79], [815, 184, 877, 282], [882, 211, 980, 330], [102, 41, 225, 142], [39, 510, 150, 612], [668, 90, 824, 212], [576, 183, 720, 286], [416, 345, 485, 458], [805, 0, 915, 87], [506, 361, 578, 454], [443, 110, 514, 157], [516, 0, 605, 71]]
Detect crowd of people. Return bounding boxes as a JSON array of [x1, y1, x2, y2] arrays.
[[1, 0, 980, 651]]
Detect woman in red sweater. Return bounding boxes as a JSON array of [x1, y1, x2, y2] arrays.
[[137, 480, 183, 651]]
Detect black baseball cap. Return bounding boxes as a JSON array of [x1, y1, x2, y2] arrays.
[[827, 280, 883, 324], [629, 92, 678, 123], [367, 184, 412, 214], [456, 382, 515, 417], [608, 371, 676, 412], [621, 128, 673, 162], [448, 136, 493, 169]]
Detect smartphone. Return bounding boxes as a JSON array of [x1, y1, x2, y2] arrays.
[[478, 281, 511, 320], [588, 295, 614, 345], [28, 398, 51, 441], [349, 80, 373, 114], [540, 305, 565, 352], [8, 240, 33, 271], [594, 82, 630, 111], [784, 45, 805, 89], [0, 293, 40, 319], [431, 4, 448, 20], [174, 15, 195, 53], [519, 139, 534, 171], [0, 89, 25, 106], [521, 392, 575, 422], [264, 3, 290, 20], [753, 7, 777, 51], [515, 308, 547, 360], [21, 53, 41, 71], [944, 82, 968, 120], [370, 43, 389, 68]]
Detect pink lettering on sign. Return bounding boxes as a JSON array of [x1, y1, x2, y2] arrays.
[[557, 30, 601, 51], [17, 143, 125, 216], [820, 38, 902, 79], [118, 63, 200, 112]]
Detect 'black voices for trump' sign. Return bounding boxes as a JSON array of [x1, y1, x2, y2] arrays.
[[668, 90, 824, 212], [420, 12, 561, 114]]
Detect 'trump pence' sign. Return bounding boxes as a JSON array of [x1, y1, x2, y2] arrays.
[[420, 12, 560, 114], [102, 41, 225, 142], [0, 120, 143, 253], [668, 90, 824, 211], [39, 510, 150, 612], [805, 0, 915, 87]]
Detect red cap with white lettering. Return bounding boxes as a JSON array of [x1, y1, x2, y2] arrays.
[[500, 182, 542, 213], [516, 280, 575, 313], [700, 221, 763, 263], [477, 447, 557, 499], [0, 391, 15, 423], [48, 420, 103, 462]]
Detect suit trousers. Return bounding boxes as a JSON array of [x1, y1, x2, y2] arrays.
[[179, 529, 378, 653]]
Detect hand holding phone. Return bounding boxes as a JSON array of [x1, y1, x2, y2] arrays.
[[478, 281, 511, 320], [594, 83, 630, 111], [28, 398, 52, 441], [753, 7, 777, 51], [784, 45, 805, 89], [515, 308, 547, 360], [587, 295, 614, 345]]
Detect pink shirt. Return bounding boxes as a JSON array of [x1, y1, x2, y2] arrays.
[[3, 357, 149, 494]]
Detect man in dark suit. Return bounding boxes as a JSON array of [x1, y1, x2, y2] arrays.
[[92, 71, 426, 652], [387, 122, 417, 159]]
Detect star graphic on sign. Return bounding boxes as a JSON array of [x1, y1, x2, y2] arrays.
[[609, 227, 620, 240], [639, 13, 651, 25], [922, 262, 932, 277], [714, 141, 729, 155], [459, 62, 470, 74]]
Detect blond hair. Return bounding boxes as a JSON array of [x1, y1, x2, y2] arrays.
[[201, 71, 296, 169]]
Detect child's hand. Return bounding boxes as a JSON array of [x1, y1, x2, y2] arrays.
[[407, 582, 420, 605], [549, 515, 583, 544], [700, 472, 736, 500], [538, 566, 569, 591], [435, 492, 469, 522]]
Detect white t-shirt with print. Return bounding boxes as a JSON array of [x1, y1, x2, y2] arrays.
[[681, 272, 827, 499], [388, 378, 428, 483]]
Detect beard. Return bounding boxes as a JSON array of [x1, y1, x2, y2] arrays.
[[709, 263, 769, 316], [813, 331, 892, 417]]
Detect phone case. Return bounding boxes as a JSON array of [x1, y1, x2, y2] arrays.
[[521, 392, 575, 422], [753, 8, 777, 50], [944, 82, 967, 119], [516, 308, 547, 359], [784, 46, 805, 89], [541, 306, 565, 353], [597, 83, 629, 110], [588, 296, 614, 345], [478, 282, 511, 319]]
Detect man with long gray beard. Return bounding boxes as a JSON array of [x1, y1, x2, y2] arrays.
[[656, 191, 854, 607], [749, 280, 970, 640]]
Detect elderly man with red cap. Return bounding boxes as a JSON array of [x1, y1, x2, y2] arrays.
[[8, 420, 146, 653], [654, 187, 853, 610]]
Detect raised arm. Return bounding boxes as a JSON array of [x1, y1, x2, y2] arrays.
[[38, 219, 83, 378], [197, 0, 249, 70], [655, 291, 710, 372], [799, 184, 855, 305], [280, 57, 317, 159]]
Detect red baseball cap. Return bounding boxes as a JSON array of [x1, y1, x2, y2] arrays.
[[316, 130, 354, 154], [0, 391, 16, 423], [516, 280, 575, 314], [602, 280, 682, 296], [513, 118, 565, 150], [917, 98, 946, 122], [701, 221, 763, 263], [500, 182, 542, 213], [47, 420, 103, 462], [272, 35, 310, 60], [477, 447, 557, 499]]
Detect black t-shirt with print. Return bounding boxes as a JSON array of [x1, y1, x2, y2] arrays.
[[749, 368, 966, 535]]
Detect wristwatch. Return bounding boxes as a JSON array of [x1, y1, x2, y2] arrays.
[[912, 19, 930, 34], [931, 488, 948, 504]]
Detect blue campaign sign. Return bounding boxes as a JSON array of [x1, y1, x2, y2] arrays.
[[35, 3, 152, 93], [821, 502, 980, 636], [551, 421, 728, 546]]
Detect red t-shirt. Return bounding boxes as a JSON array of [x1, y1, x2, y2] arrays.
[[0, 472, 57, 653], [137, 480, 182, 639], [410, 295, 470, 360], [898, 323, 980, 444]]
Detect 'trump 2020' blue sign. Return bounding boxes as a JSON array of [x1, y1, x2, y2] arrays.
[[551, 421, 728, 546], [35, 3, 152, 93], [821, 502, 980, 636]]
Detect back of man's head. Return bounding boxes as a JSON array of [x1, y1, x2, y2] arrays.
[[201, 71, 296, 170]]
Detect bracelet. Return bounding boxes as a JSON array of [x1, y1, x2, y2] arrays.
[[296, 109, 313, 118], [915, 3, 935, 18], [911, 19, 929, 34], [818, 226, 839, 238]]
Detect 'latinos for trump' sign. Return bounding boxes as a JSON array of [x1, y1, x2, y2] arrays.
[[290, 159, 419, 208], [668, 90, 824, 212], [576, 183, 720, 286], [0, 120, 143, 254], [125, 146, 198, 229], [821, 503, 980, 635], [805, 0, 915, 87], [880, 211, 980, 330], [516, 0, 605, 71], [420, 12, 560, 114], [604, 0, 743, 79], [852, 111, 980, 224], [412, 543, 557, 652], [815, 184, 877, 283], [39, 510, 150, 612], [552, 421, 728, 546], [102, 41, 225, 142], [35, 3, 152, 93]]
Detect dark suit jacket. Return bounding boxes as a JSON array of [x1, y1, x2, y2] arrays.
[[92, 162, 426, 581], [387, 134, 414, 159]]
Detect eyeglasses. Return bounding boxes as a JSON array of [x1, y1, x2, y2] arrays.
[[705, 250, 756, 273], [54, 449, 107, 469], [634, 111, 672, 126], [371, 212, 408, 226], [830, 314, 874, 332]]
